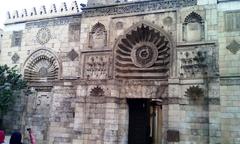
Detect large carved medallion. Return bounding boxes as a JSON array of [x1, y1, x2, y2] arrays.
[[115, 23, 171, 79], [36, 28, 51, 45], [24, 49, 60, 82], [131, 42, 158, 68]]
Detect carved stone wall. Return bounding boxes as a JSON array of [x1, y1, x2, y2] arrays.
[[23, 90, 53, 144], [2, 0, 238, 144]]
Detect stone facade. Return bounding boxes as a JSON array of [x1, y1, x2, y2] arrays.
[[1, 0, 240, 144]]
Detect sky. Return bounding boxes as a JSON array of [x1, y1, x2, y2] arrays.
[[0, 0, 88, 29]]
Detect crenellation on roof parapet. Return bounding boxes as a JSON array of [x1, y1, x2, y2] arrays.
[[5, 1, 83, 25]]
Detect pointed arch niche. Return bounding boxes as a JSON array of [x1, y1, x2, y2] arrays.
[[23, 49, 60, 82], [114, 21, 173, 79], [89, 22, 107, 49], [183, 12, 204, 42]]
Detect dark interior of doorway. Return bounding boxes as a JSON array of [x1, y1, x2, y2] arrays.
[[127, 99, 162, 144], [128, 99, 151, 144]]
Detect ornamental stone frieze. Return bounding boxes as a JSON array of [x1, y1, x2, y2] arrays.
[[82, 0, 197, 17]]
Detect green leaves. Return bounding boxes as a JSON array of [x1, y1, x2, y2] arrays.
[[0, 65, 27, 115]]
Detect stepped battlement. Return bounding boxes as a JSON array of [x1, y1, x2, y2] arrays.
[[5, 1, 82, 25]]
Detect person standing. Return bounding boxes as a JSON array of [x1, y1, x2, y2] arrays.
[[9, 132, 22, 144], [0, 130, 6, 144], [27, 128, 36, 144]]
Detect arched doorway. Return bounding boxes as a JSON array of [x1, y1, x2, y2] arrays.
[[114, 21, 173, 144]]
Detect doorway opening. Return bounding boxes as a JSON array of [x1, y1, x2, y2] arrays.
[[127, 99, 162, 144]]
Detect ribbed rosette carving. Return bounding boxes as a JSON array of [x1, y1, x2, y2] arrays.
[[24, 49, 59, 82], [115, 23, 170, 79]]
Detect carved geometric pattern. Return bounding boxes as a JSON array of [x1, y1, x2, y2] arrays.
[[90, 86, 104, 97], [82, 0, 197, 17], [89, 22, 107, 49], [180, 50, 208, 77], [226, 40, 240, 54], [67, 49, 78, 61], [115, 23, 170, 79], [36, 27, 51, 45], [11, 53, 20, 63], [131, 43, 158, 68], [24, 49, 59, 82], [82, 51, 112, 79]]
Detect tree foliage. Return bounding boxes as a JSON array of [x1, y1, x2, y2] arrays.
[[0, 65, 27, 115]]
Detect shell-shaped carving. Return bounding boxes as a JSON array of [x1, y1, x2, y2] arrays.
[[115, 23, 170, 79], [90, 86, 104, 97], [184, 85, 204, 100], [184, 12, 203, 24], [24, 49, 59, 82]]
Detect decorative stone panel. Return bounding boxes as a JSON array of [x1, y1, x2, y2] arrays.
[[226, 40, 240, 54], [23, 49, 60, 82], [81, 51, 112, 79], [11, 31, 22, 47], [89, 22, 107, 49], [11, 53, 20, 63], [115, 22, 171, 79], [69, 22, 80, 42], [177, 43, 217, 78], [225, 11, 240, 31], [67, 49, 79, 61]]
